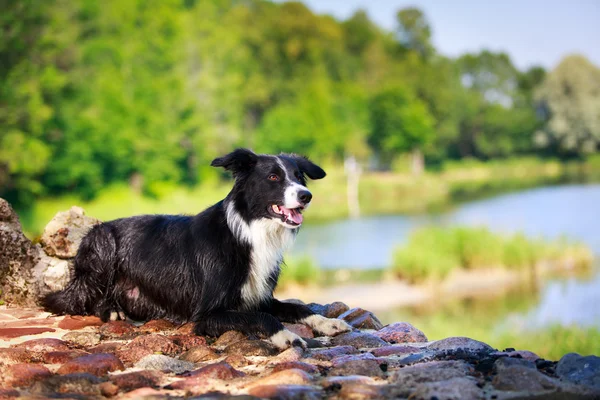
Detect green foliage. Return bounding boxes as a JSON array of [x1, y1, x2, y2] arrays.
[[279, 255, 320, 289], [391, 226, 592, 282]]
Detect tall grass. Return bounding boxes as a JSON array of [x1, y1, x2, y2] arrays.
[[278, 255, 320, 289], [391, 226, 593, 282]]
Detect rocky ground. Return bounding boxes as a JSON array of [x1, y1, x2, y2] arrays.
[[1, 303, 599, 399], [1, 199, 600, 399]]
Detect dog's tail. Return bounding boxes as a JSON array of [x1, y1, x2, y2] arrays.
[[41, 224, 117, 316]]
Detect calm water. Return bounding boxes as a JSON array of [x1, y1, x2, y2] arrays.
[[292, 184, 600, 330]]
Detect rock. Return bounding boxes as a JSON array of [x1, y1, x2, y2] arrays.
[[493, 356, 537, 373], [373, 322, 427, 343], [109, 370, 163, 393], [213, 330, 247, 347], [556, 353, 600, 389], [32, 253, 71, 298], [308, 346, 358, 361], [179, 345, 220, 363], [322, 376, 382, 399], [224, 354, 249, 368], [29, 373, 104, 397], [176, 322, 196, 334], [390, 360, 474, 386], [13, 338, 70, 352], [57, 353, 125, 376], [139, 319, 176, 333], [248, 384, 321, 400], [491, 349, 540, 362], [117, 334, 182, 365], [182, 361, 245, 380], [62, 331, 101, 347], [331, 331, 387, 349], [283, 322, 314, 338], [89, 341, 122, 354], [411, 377, 482, 400], [0, 388, 20, 398], [40, 206, 100, 259], [58, 315, 103, 330], [134, 354, 196, 374], [321, 375, 377, 388], [247, 369, 312, 388], [272, 346, 305, 363], [0, 348, 38, 364], [4, 363, 52, 387], [492, 365, 558, 391], [224, 339, 278, 357], [99, 320, 137, 338], [119, 387, 168, 399], [273, 361, 320, 374], [0, 326, 56, 339], [329, 358, 385, 378], [338, 308, 384, 330], [324, 302, 350, 318], [307, 303, 327, 316], [427, 336, 494, 352], [0, 198, 41, 306], [42, 350, 89, 364], [170, 334, 207, 350], [371, 345, 421, 357]]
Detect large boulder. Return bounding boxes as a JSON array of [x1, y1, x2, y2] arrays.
[[40, 206, 100, 259]]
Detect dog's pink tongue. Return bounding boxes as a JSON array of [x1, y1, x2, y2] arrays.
[[281, 207, 303, 225]]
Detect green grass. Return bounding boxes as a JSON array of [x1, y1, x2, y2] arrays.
[[391, 226, 593, 283], [278, 255, 321, 289]]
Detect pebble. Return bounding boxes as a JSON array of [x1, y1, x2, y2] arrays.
[[42, 350, 88, 364], [427, 336, 494, 352], [0, 327, 56, 339], [4, 363, 52, 387], [182, 361, 246, 380], [29, 373, 104, 396], [246, 368, 313, 388], [98, 320, 136, 338], [117, 334, 182, 365], [492, 364, 558, 391], [62, 331, 101, 347], [272, 361, 320, 374], [0, 348, 38, 364], [411, 376, 482, 400], [224, 339, 278, 357], [331, 331, 387, 349], [371, 345, 421, 357], [58, 315, 103, 330], [283, 322, 314, 338], [213, 330, 247, 348], [109, 370, 163, 393], [338, 308, 384, 330], [329, 358, 385, 378], [248, 384, 322, 400], [179, 344, 220, 363], [139, 319, 176, 333], [134, 354, 196, 374], [373, 322, 428, 343], [13, 338, 70, 352], [309, 345, 358, 361], [556, 353, 600, 389], [57, 353, 125, 376]]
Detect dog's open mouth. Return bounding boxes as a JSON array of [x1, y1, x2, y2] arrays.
[[271, 204, 304, 226]]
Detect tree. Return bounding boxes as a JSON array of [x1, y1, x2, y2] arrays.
[[396, 7, 434, 59], [368, 86, 435, 173], [535, 55, 600, 156]]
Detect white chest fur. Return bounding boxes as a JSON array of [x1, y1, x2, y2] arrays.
[[225, 202, 296, 308]]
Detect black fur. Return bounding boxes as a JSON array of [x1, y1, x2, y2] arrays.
[[42, 149, 326, 340]]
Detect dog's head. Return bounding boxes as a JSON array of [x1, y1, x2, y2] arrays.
[[211, 148, 326, 228]]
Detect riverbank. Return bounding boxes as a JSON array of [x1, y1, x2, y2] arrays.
[[17, 156, 600, 237]]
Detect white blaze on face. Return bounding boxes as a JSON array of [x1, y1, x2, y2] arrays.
[[278, 158, 309, 209]]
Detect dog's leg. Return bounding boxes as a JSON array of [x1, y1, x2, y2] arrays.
[[193, 310, 307, 350], [265, 299, 352, 337]]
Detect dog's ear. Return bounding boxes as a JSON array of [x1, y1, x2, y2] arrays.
[[211, 148, 258, 174], [288, 154, 326, 180]]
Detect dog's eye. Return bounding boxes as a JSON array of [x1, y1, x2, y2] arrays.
[[295, 172, 302, 180], [267, 174, 280, 182]]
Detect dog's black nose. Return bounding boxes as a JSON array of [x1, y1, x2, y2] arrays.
[[298, 190, 312, 204]]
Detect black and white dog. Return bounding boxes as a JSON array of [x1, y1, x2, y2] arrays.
[[42, 148, 350, 349]]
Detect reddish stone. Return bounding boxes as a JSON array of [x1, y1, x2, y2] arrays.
[[213, 330, 246, 347], [374, 322, 428, 343], [308, 346, 358, 361], [13, 338, 70, 352], [109, 370, 163, 392], [332, 353, 379, 368], [42, 350, 88, 364], [117, 334, 182, 365], [224, 354, 249, 368], [283, 323, 314, 339], [182, 361, 245, 380], [247, 369, 313, 388], [170, 334, 207, 350], [5, 363, 52, 387], [491, 350, 540, 362], [179, 345, 220, 363], [120, 388, 164, 399], [324, 302, 350, 318], [175, 322, 195, 335], [99, 320, 136, 338], [58, 316, 103, 330], [57, 353, 125, 376], [0, 327, 55, 339], [249, 385, 321, 399], [272, 361, 319, 374], [89, 341, 122, 354], [99, 381, 120, 397], [0, 388, 20, 398], [139, 319, 176, 333], [1, 317, 60, 328], [0, 348, 38, 364], [339, 308, 384, 330], [371, 345, 422, 357]]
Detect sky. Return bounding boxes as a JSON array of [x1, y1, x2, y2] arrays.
[[275, 0, 600, 71]]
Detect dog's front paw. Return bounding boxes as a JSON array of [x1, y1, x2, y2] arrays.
[[269, 329, 307, 350], [303, 314, 352, 336]]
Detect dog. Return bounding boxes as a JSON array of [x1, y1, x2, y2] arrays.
[[42, 148, 351, 349]]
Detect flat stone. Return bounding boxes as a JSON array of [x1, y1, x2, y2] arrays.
[[371, 345, 421, 357], [324, 302, 350, 318], [283, 322, 314, 338], [427, 336, 493, 352], [182, 361, 245, 380], [307, 303, 327, 316], [390, 360, 474, 386], [491, 349, 540, 362], [213, 330, 247, 347], [272, 346, 304, 363], [13, 338, 70, 352], [556, 353, 600, 389], [224, 354, 249, 368], [492, 365, 558, 391], [134, 354, 196, 374], [176, 322, 196, 334], [109, 370, 163, 393], [169, 334, 207, 350], [224, 339, 278, 357], [411, 377, 482, 400], [62, 331, 101, 347], [493, 356, 537, 373], [0, 388, 20, 398], [0, 348, 38, 364], [4, 363, 52, 387], [58, 315, 103, 330], [338, 308, 384, 330], [29, 373, 104, 396], [139, 319, 176, 333], [329, 355, 385, 378], [42, 350, 89, 364], [321, 375, 377, 388], [248, 384, 321, 400], [374, 322, 427, 343], [89, 341, 122, 354], [117, 334, 182, 365], [0, 327, 55, 339], [179, 345, 220, 363], [323, 376, 382, 399], [247, 368, 313, 388], [308, 346, 358, 361], [272, 361, 320, 374], [57, 353, 125, 376], [98, 320, 137, 338], [331, 331, 387, 349]]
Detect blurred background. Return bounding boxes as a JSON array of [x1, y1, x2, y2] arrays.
[[1, 0, 599, 359]]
